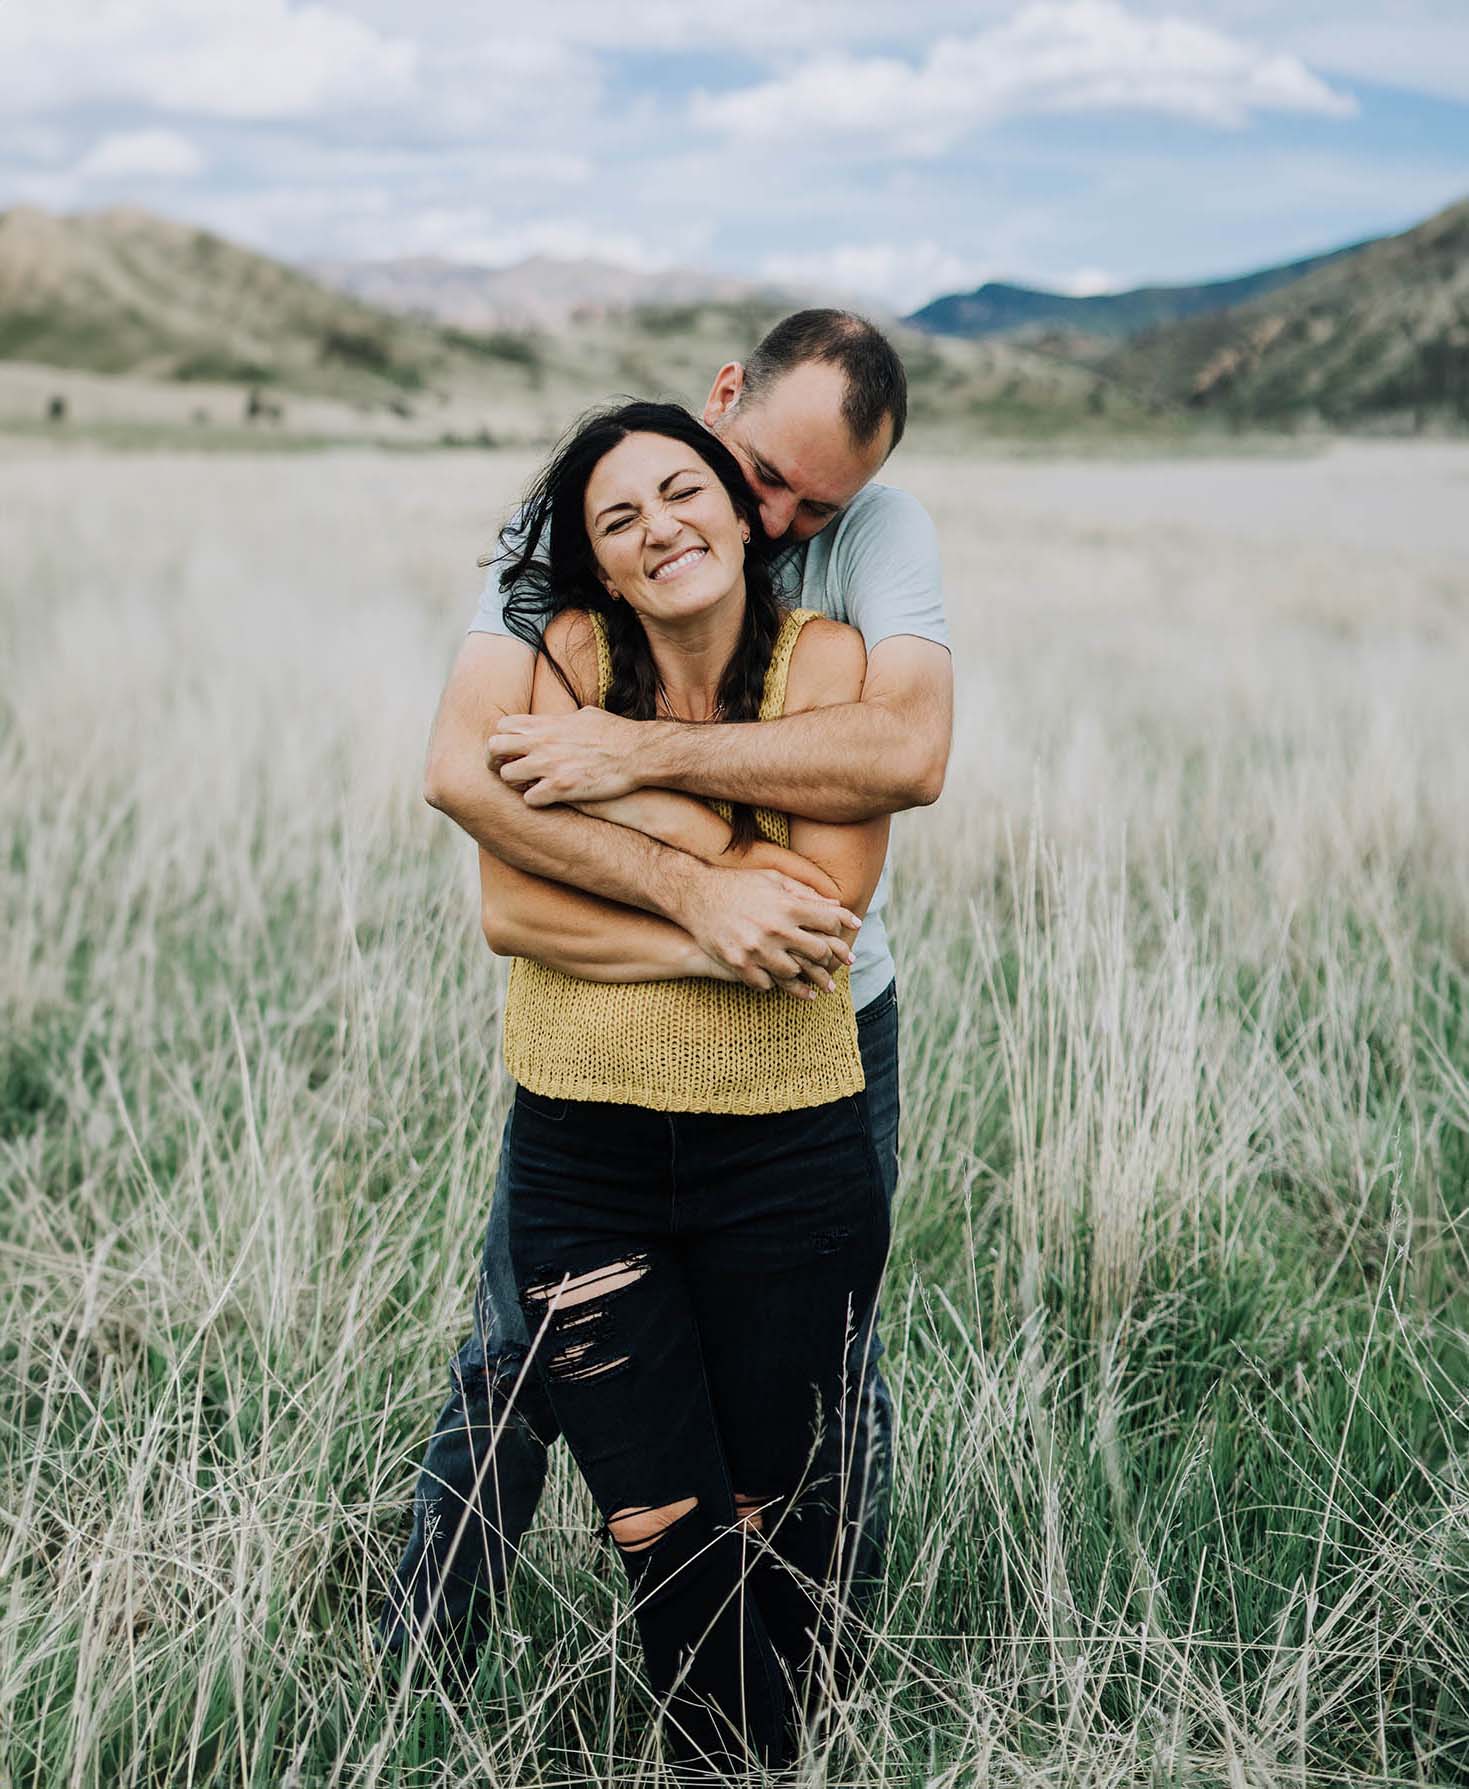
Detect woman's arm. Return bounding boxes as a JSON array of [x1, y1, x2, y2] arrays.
[[563, 620, 887, 984], [571, 788, 845, 902], [478, 612, 839, 991], [478, 847, 732, 981], [576, 619, 890, 912], [566, 619, 888, 946], [478, 611, 725, 980]]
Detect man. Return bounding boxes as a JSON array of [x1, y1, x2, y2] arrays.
[[378, 310, 953, 1668]]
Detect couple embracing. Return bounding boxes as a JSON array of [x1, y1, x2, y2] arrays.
[[380, 311, 953, 1779]]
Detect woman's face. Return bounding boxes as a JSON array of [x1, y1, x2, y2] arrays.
[[582, 431, 749, 624]]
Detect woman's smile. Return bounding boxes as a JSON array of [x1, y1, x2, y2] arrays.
[[648, 545, 708, 581]]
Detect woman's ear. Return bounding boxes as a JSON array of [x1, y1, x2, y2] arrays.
[[597, 565, 622, 602]]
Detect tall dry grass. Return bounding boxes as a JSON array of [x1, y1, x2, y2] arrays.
[[2, 443, 1467, 1786]]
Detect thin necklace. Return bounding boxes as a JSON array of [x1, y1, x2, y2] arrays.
[[655, 684, 724, 724]]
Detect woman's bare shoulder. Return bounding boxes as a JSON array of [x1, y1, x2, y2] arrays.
[[783, 613, 867, 713], [536, 608, 603, 708]]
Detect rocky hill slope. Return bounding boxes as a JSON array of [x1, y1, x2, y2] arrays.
[[1103, 197, 1469, 428], [0, 204, 472, 400]]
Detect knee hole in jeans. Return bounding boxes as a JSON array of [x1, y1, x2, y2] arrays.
[[733, 1493, 777, 1535]]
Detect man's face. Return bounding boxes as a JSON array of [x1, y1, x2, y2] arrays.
[[702, 360, 892, 546]]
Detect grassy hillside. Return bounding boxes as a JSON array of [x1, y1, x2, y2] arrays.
[[1104, 197, 1469, 429], [905, 239, 1370, 342], [554, 298, 1159, 439], [0, 209, 1165, 447], [0, 205, 480, 401]]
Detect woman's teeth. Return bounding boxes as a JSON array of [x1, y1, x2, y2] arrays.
[[650, 546, 707, 581]]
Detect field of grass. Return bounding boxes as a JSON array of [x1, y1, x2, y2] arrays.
[[3, 440, 1468, 1787]]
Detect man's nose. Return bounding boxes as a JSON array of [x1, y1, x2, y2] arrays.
[[759, 491, 799, 539]]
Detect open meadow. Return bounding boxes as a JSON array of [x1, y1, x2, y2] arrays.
[[2, 438, 1468, 1787]]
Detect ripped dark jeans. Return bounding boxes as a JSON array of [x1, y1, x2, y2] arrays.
[[376, 982, 900, 1674], [507, 1082, 890, 1777]]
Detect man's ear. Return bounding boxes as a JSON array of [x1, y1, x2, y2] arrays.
[[702, 361, 744, 429]]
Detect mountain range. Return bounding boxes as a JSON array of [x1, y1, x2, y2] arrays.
[[905, 240, 1373, 342], [306, 253, 790, 332], [0, 204, 1140, 444], [1, 196, 1465, 438]]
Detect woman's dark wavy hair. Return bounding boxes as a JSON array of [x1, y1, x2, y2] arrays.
[[482, 399, 785, 850]]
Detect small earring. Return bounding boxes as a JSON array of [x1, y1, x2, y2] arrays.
[[740, 526, 750, 543]]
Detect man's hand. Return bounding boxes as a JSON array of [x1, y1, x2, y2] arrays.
[[671, 861, 861, 996], [489, 707, 656, 806]]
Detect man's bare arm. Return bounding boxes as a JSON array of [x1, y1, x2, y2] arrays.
[[488, 633, 953, 824], [479, 825, 849, 998], [564, 791, 858, 992], [427, 629, 859, 989], [503, 619, 884, 997], [424, 633, 692, 901]]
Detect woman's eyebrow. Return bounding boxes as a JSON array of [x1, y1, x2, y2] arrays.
[[593, 470, 706, 524]]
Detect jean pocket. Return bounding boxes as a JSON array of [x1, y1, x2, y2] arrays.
[[844, 1092, 874, 1146], [515, 1084, 570, 1124], [843, 1093, 892, 1232]]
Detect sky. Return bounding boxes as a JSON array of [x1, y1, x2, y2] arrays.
[[3, 0, 1468, 314]]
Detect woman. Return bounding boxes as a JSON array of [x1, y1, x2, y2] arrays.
[[480, 401, 891, 1779]]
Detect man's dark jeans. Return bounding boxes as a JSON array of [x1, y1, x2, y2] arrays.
[[376, 980, 901, 1669]]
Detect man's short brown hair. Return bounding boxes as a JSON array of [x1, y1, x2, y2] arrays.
[[740, 309, 907, 454]]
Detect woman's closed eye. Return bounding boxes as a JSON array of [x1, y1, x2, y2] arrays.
[[603, 487, 703, 534]]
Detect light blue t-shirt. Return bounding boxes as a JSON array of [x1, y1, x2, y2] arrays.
[[468, 480, 950, 1011]]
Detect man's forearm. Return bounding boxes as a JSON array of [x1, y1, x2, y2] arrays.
[[430, 755, 702, 921], [636, 699, 932, 824], [486, 635, 951, 823]]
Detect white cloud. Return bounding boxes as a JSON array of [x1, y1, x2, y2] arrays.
[[171, 186, 703, 273], [1058, 266, 1118, 295], [0, 0, 418, 120], [337, 0, 1003, 53], [695, 0, 1357, 153], [760, 241, 991, 312], [1162, 1, 1469, 107], [77, 129, 205, 180]]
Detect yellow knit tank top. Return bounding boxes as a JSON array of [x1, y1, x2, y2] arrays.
[[501, 607, 865, 1114]]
